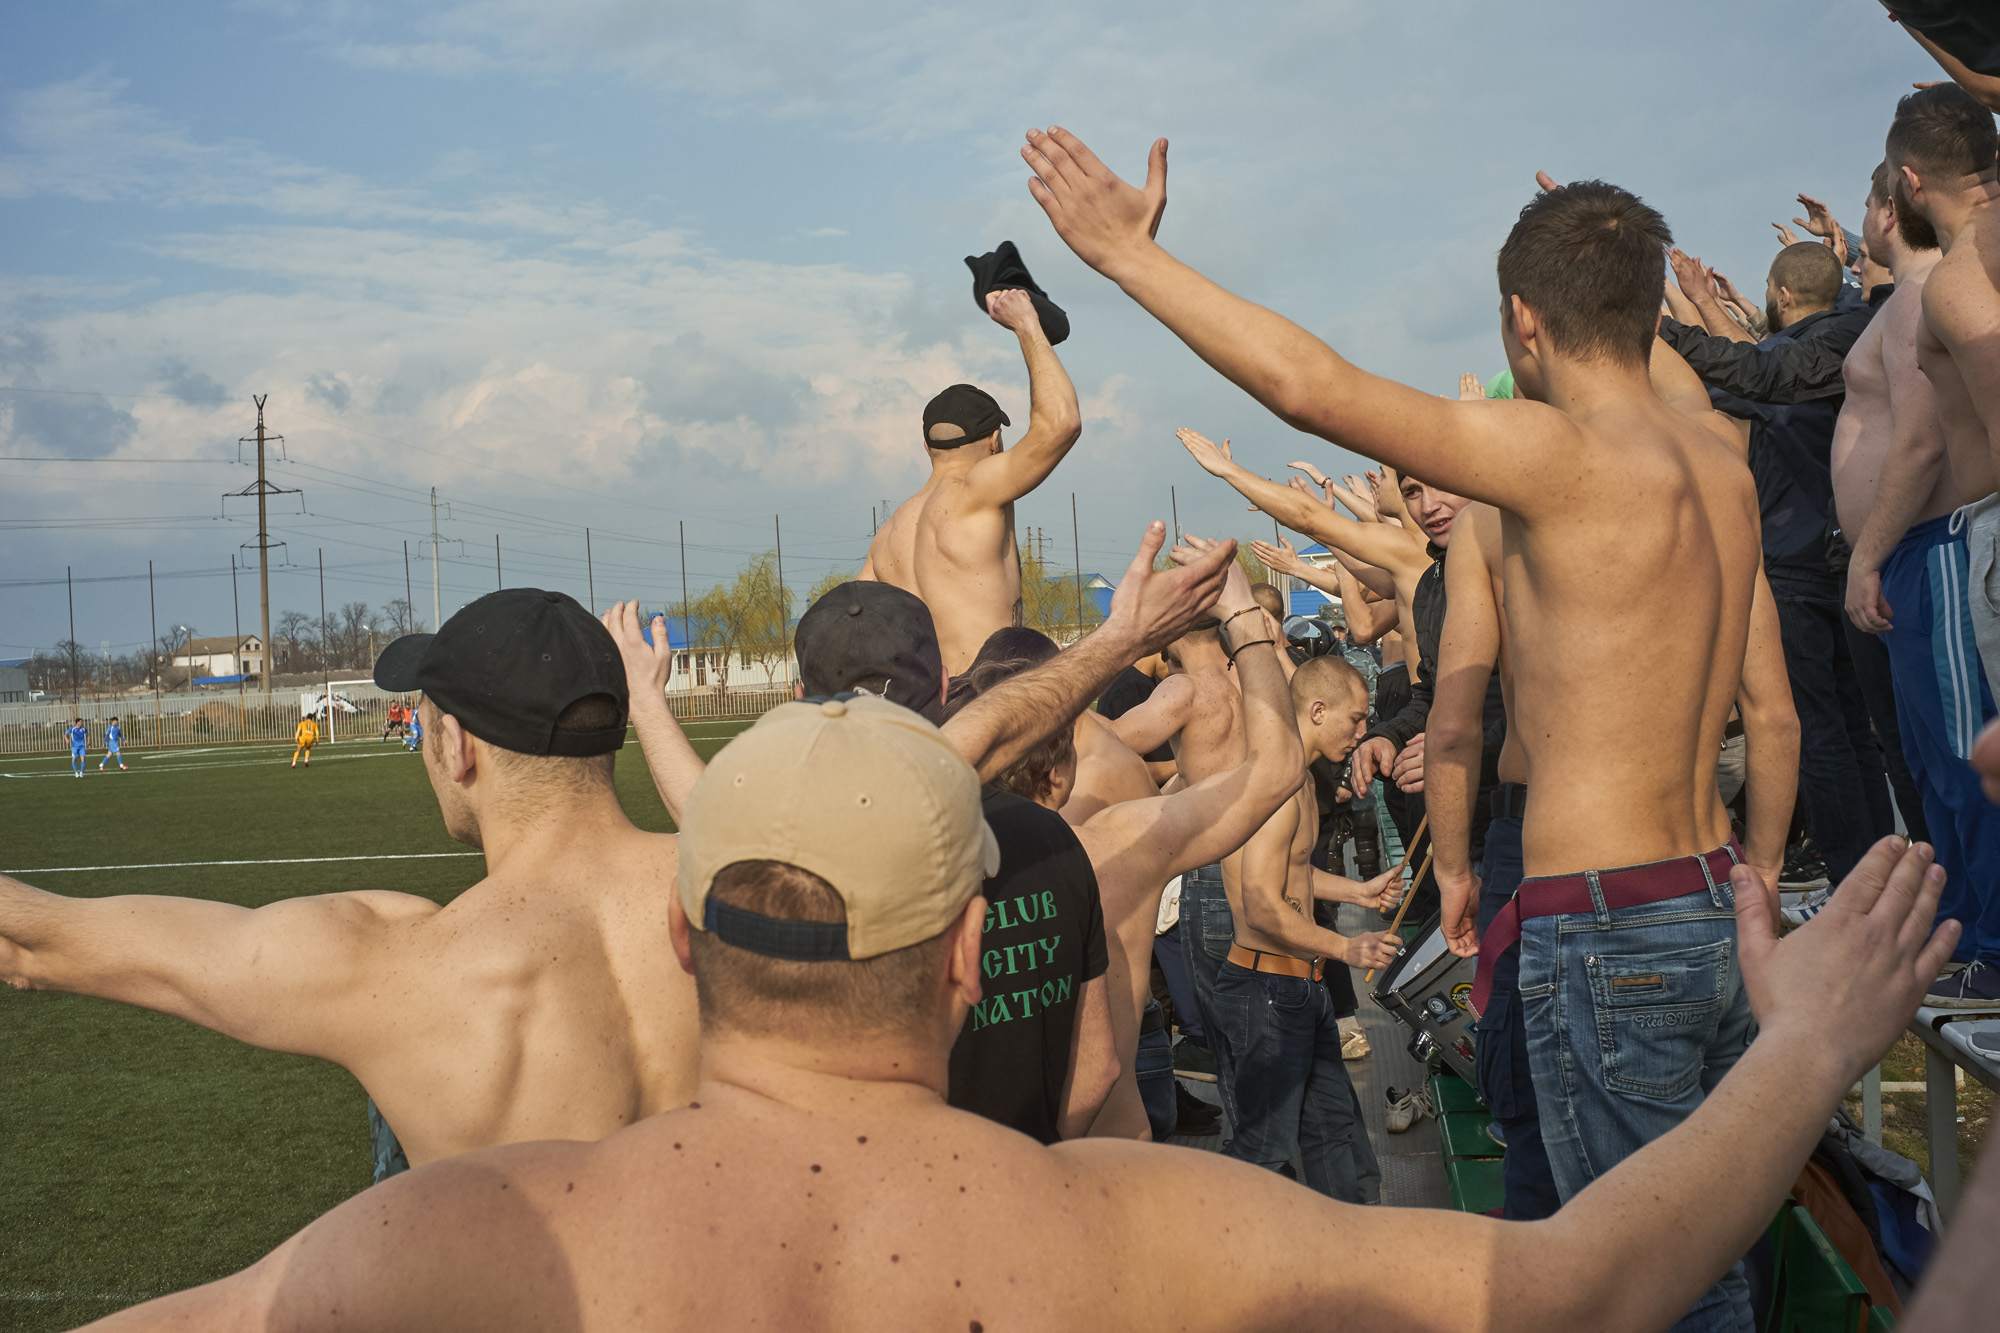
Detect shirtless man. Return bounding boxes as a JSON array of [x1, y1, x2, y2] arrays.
[[1879, 84, 2000, 1003], [83, 694, 1958, 1333], [1427, 501, 1795, 1223], [1024, 130, 1786, 1326], [1220, 654, 1399, 1200], [1841, 156, 2000, 975], [861, 288, 1083, 676], [0, 589, 699, 1175]]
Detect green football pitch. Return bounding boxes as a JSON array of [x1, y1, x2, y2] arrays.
[[0, 720, 754, 1330]]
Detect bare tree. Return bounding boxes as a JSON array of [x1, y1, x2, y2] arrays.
[[383, 598, 419, 636], [276, 610, 318, 674], [337, 602, 376, 670]]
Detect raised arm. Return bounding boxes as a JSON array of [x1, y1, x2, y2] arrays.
[[1022, 129, 1578, 516], [964, 289, 1083, 506], [1429, 509, 1502, 957], [0, 873, 434, 1063], [1668, 250, 1754, 345], [1103, 672, 1195, 759], [1903, 27, 2000, 113], [1657, 308, 1870, 405], [1736, 571, 1800, 911], [604, 601, 705, 824], [1176, 430, 1430, 575], [1080, 559, 1305, 885], [944, 522, 1232, 779], [1333, 562, 1397, 644]]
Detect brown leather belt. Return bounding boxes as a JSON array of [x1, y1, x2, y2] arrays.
[[1226, 943, 1324, 981]]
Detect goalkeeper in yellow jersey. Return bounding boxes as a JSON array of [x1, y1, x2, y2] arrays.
[[292, 714, 319, 769]]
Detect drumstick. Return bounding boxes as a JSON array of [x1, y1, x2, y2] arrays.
[[1363, 843, 1433, 983], [1387, 814, 1428, 881]]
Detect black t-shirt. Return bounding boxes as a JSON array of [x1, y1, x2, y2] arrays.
[[947, 787, 1110, 1143], [1096, 665, 1171, 762]]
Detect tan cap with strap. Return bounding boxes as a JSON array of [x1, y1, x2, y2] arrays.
[[678, 694, 1000, 960]]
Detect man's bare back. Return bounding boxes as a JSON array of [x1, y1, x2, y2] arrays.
[[1061, 710, 1158, 826], [862, 290, 1082, 677]]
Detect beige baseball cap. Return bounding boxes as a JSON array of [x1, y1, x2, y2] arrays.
[[678, 694, 1001, 960]]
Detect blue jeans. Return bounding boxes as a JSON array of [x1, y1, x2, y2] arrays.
[[368, 1098, 409, 1183], [1179, 863, 1241, 1129], [1135, 1002, 1176, 1140], [1770, 573, 1895, 883], [1153, 926, 1205, 1046], [1471, 802, 1560, 1221], [1519, 853, 1756, 1332], [1210, 958, 1380, 1203]]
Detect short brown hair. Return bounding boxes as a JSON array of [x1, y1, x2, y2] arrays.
[[1869, 160, 1892, 208], [1290, 654, 1366, 711], [944, 654, 1075, 804], [1768, 243, 1843, 310], [1496, 180, 1673, 367], [687, 860, 953, 1038], [432, 693, 620, 791], [1250, 583, 1285, 621], [1887, 84, 1999, 183]]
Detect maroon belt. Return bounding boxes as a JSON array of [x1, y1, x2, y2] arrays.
[[1470, 839, 1742, 1019]]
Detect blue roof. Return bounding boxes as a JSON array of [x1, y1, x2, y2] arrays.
[[638, 613, 799, 651], [0, 658, 28, 668], [1088, 586, 1113, 616], [1289, 589, 1334, 616], [195, 674, 249, 684], [1296, 543, 1332, 557]]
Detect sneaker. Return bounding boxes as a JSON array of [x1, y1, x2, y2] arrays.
[[1780, 887, 1832, 928], [1385, 1085, 1433, 1134], [1779, 840, 1830, 889], [1341, 1028, 1371, 1061], [1485, 1119, 1508, 1149], [1924, 960, 2000, 1009]]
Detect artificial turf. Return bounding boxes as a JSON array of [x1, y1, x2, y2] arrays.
[[0, 720, 753, 1330]]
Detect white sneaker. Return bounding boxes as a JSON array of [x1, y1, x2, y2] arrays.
[[1385, 1085, 1433, 1134], [1780, 887, 1832, 929]]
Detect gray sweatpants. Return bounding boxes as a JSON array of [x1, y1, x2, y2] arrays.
[[1965, 494, 2000, 712]]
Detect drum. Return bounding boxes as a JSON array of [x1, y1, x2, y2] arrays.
[[1370, 923, 1478, 1082]]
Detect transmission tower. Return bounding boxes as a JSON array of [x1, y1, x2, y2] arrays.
[[223, 394, 303, 696]]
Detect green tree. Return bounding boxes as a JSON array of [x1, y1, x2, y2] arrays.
[[1018, 534, 1103, 642]]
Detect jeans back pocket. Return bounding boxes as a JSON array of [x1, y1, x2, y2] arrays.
[[1586, 938, 1733, 1103]]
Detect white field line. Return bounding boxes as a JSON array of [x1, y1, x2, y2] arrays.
[[7, 851, 482, 874], [1, 749, 412, 779], [0, 1293, 157, 1304], [3, 723, 746, 772]]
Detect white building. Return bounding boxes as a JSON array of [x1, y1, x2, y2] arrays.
[[172, 635, 264, 680]]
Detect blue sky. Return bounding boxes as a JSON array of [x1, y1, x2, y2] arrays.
[[0, 0, 1948, 657]]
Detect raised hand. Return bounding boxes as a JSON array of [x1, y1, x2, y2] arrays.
[[1792, 193, 1840, 240], [1668, 248, 1714, 299], [1329, 475, 1381, 523], [1734, 836, 1957, 1087], [1771, 222, 1801, 247], [1022, 128, 1168, 276], [1169, 532, 1255, 617], [1108, 521, 1238, 655], [1287, 460, 1332, 486], [1175, 427, 1235, 477], [1535, 170, 1561, 193], [984, 287, 1044, 336], [603, 600, 674, 700], [1458, 372, 1484, 401], [1250, 536, 1306, 577], [1712, 268, 1753, 311]]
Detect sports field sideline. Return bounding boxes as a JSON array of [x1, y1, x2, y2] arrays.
[[0, 719, 755, 1331]]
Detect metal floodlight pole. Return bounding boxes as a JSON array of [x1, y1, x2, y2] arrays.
[[429, 489, 442, 632], [147, 561, 159, 723], [495, 534, 502, 590], [774, 515, 787, 684], [319, 548, 332, 743], [586, 527, 595, 615], [403, 539, 414, 632], [679, 520, 690, 687], [1071, 492, 1084, 635], [67, 564, 78, 707], [231, 554, 245, 721]]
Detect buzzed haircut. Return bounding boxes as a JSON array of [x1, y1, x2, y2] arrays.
[[1768, 243, 1844, 310], [1496, 180, 1673, 367], [432, 693, 621, 791], [687, 860, 953, 1040], [1886, 83, 1999, 182], [945, 654, 1076, 803], [1249, 583, 1285, 621], [1289, 653, 1366, 712]]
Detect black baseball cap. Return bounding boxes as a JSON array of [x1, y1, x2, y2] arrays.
[[922, 383, 1010, 449], [373, 589, 628, 756], [793, 582, 945, 724]]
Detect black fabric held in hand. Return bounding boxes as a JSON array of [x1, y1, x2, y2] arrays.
[[965, 240, 1070, 345]]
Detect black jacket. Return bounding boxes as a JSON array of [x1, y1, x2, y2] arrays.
[[1659, 284, 1885, 406]]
